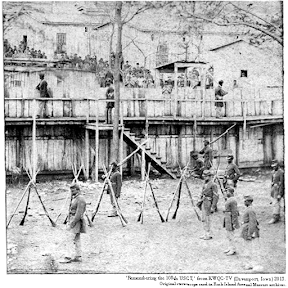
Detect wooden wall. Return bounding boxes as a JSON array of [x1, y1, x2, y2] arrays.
[[5, 123, 284, 174]]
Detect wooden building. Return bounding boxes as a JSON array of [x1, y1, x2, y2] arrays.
[[4, 62, 284, 180]]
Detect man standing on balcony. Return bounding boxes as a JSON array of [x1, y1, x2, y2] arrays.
[[105, 80, 114, 124], [269, 159, 284, 224], [199, 140, 213, 170], [215, 80, 228, 118], [36, 73, 50, 118]]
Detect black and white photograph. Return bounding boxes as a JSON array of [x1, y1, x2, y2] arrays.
[[3, 0, 285, 283]]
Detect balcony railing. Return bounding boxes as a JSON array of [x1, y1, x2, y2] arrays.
[[4, 97, 283, 121]]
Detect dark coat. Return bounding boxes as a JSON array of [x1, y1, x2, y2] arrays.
[[36, 79, 49, 98], [69, 194, 87, 234], [240, 206, 259, 240], [108, 170, 122, 198], [271, 168, 284, 198], [199, 146, 213, 169], [215, 85, 227, 107], [200, 180, 218, 215], [223, 196, 240, 231]]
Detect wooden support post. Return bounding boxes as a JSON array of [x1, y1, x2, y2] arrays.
[[243, 100, 247, 134], [174, 64, 178, 119], [141, 144, 146, 181], [85, 129, 89, 180], [193, 114, 197, 151], [202, 67, 207, 119], [95, 100, 99, 182], [119, 100, 124, 177], [32, 100, 37, 183]]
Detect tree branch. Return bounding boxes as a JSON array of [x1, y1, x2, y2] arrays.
[[186, 13, 283, 46], [122, 5, 151, 25], [229, 2, 282, 34]]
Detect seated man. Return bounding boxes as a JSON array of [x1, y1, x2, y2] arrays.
[[190, 152, 204, 179]]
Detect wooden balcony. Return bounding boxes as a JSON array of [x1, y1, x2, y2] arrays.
[[4, 96, 283, 127]]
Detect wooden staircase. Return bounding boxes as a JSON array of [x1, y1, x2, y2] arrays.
[[123, 129, 176, 179], [85, 122, 176, 179]]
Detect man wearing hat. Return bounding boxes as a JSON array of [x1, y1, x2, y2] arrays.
[[240, 195, 260, 269], [269, 159, 284, 224], [198, 170, 218, 240], [36, 73, 50, 118], [107, 162, 122, 217], [190, 151, 204, 179], [223, 187, 240, 256], [223, 154, 241, 189], [65, 183, 87, 263], [199, 140, 213, 170]]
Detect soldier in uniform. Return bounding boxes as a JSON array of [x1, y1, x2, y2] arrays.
[[108, 162, 122, 217], [190, 152, 204, 179], [269, 159, 284, 224], [223, 187, 240, 256], [240, 195, 260, 270], [223, 154, 241, 189], [65, 183, 87, 263], [197, 170, 218, 240], [199, 140, 213, 170]]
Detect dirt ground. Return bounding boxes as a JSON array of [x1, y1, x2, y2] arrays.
[[6, 171, 286, 274]]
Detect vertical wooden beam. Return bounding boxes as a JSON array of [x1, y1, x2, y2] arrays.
[[95, 99, 99, 182], [243, 100, 247, 134], [193, 114, 197, 151], [235, 125, 240, 166], [202, 67, 207, 119], [32, 99, 37, 182], [119, 100, 124, 176], [174, 64, 178, 119], [85, 129, 89, 180], [141, 140, 146, 181]]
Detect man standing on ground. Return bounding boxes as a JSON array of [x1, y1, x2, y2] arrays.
[[108, 162, 122, 217], [269, 159, 284, 224], [215, 80, 228, 118], [65, 183, 87, 263], [223, 154, 241, 189], [36, 73, 50, 118], [240, 195, 260, 270], [223, 187, 240, 256], [198, 170, 218, 240], [199, 140, 213, 170]]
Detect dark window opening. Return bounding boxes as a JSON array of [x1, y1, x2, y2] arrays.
[[23, 35, 27, 50], [56, 33, 66, 54], [85, 27, 88, 32], [240, 70, 248, 77]]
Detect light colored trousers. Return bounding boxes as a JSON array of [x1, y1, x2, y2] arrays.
[[67, 232, 81, 258], [226, 230, 236, 252], [202, 210, 212, 237]]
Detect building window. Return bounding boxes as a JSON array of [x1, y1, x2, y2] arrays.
[[156, 42, 169, 66], [56, 33, 66, 54], [240, 70, 248, 77]]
